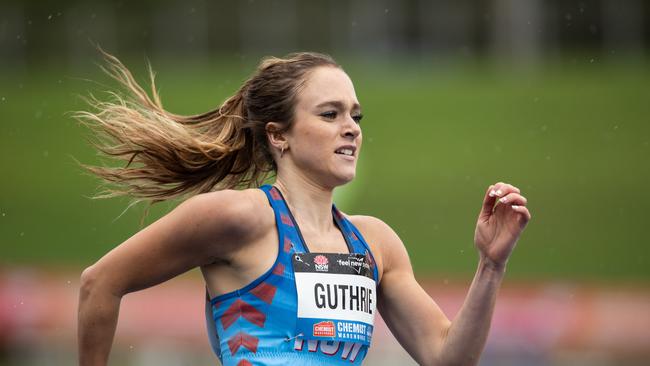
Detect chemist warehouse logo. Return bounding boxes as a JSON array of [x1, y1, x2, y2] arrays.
[[313, 255, 329, 272], [313, 321, 335, 337]]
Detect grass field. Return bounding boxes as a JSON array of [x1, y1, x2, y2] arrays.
[[1, 57, 649, 281]]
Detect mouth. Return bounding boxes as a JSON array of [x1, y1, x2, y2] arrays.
[[334, 145, 357, 158]]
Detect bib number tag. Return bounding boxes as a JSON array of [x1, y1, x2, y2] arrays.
[[293, 252, 376, 345]]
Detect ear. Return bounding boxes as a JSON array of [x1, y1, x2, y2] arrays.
[[265, 122, 288, 150]]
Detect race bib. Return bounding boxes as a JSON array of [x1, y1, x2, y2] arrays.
[[292, 252, 376, 345]]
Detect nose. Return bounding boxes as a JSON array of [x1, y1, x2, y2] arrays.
[[342, 115, 361, 139]]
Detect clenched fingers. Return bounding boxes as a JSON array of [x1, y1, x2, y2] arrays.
[[510, 204, 532, 223], [496, 192, 527, 206], [488, 182, 520, 197]]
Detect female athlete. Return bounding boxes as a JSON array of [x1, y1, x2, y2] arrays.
[[76, 51, 531, 366]]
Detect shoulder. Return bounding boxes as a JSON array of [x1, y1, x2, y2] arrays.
[[177, 187, 274, 248], [347, 215, 396, 240], [346, 214, 412, 278]]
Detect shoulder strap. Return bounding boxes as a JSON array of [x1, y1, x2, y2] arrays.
[[332, 204, 380, 283], [260, 184, 309, 253]]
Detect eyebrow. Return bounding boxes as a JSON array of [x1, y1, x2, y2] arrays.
[[315, 100, 361, 112]]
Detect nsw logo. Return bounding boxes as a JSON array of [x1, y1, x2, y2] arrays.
[[313, 321, 335, 337], [314, 255, 329, 272]]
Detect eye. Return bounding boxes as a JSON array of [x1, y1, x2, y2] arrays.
[[320, 111, 337, 119], [352, 114, 363, 124]]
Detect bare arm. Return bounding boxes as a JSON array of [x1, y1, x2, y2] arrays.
[[443, 260, 508, 363], [77, 189, 261, 365], [369, 182, 531, 366]]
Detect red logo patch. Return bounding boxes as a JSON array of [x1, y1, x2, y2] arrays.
[[313, 321, 335, 337], [314, 255, 329, 265]]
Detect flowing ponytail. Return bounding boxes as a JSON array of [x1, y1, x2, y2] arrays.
[[73, 49, 339, 224]]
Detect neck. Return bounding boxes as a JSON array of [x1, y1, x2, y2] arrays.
[[273, 170, 336, 235]]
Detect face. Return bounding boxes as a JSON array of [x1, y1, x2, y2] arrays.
[[280, 66, 363, 189]]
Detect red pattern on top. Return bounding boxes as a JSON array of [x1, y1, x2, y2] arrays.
[[272, 262, 285, 275], [227, 331, 259, 354], [250, 282, 277, 304], [221, 299, 267, 330], [280, 213, 294, 226], [270, 188, 281, 201], [283, 238, 293, 252]]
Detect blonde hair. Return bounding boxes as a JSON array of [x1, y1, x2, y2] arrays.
[[73, 49, 339, 225]]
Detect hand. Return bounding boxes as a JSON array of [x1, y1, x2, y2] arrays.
[[474, 182, 531, 269]]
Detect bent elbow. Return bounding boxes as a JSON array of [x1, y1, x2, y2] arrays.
[[79, 265, 123, 300], [425, 320, 454, 366], [79, 265, 98, 299]]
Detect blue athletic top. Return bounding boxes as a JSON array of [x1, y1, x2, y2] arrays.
[[204, 184, 380, 365]]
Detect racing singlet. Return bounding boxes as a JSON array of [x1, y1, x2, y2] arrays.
[[204, 184, 380, 365]]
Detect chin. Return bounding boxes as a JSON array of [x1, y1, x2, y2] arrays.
[[319, 171, 356, 189], [333, 171, 356, 187], [316, 163, 358, 188]]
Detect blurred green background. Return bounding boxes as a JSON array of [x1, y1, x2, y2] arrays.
[[2, 58, 648, 281]]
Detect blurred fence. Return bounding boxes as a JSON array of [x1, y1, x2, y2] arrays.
[[2, 267, 649, 366], [1, 0, 648, 70]]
